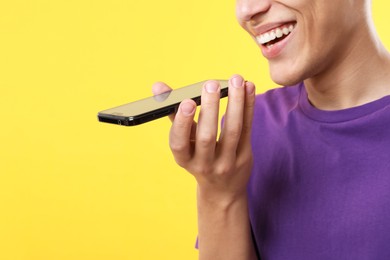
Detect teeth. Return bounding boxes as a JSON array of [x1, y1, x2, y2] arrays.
[[270, 31, 276, 41], [275, 28, 283, 38], [256, 24, 295, 45]]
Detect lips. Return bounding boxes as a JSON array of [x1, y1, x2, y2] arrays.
[[252, 22, 297, 59], [256, 23, 295, 45]]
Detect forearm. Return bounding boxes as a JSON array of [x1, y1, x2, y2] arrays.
[[197, 188, 257, 260], [157, 76, 257, 259]]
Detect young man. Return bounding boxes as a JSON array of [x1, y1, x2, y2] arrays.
[[153, 0, 390, 259]]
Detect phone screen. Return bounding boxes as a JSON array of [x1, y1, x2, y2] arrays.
[[98, 80, 229, 126]]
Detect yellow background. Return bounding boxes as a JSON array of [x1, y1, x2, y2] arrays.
[[0, 1, 389, 259]]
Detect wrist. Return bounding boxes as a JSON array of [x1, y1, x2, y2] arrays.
[[196, 185, 255, 260], [196, 185, 248, 211]]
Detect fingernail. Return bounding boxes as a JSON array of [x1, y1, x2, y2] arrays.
[[180, 102, 195, 116], [246, 81, 255, 95], [231, 75, 244, 88], [205, 81, 220, 93]]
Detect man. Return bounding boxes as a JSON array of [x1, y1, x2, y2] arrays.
[[153, 0, 390, 259]]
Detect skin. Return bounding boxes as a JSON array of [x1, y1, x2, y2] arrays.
[[153, 76, 257, 260], [152, 0, 390, 259], [236, 0, 390, 109]]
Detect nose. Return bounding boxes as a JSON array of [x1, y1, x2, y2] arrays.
[[236, 0, 272, 23]]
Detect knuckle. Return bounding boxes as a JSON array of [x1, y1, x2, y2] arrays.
[[215, 163, 233, 175], [203, 92, 219, 101], [246, 100, 255, 111], [197, 133, 216, 147], [169, 141, 187, 153], [225, 127, 242, 139], [241, 123, 252, 136], [200, 99, 219, 112], [174, 118, 190, 129], [192, 164, 212, 176]]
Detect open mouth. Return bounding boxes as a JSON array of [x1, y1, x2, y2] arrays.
[[256, 22, 296, 47]]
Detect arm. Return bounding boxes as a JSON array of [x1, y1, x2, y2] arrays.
[[153, 75, 257, 260], [197, 187, 257, 260]]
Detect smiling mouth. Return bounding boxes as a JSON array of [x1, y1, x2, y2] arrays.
[[256, 23, 296, 47]]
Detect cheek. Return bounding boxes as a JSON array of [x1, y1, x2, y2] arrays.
[[267, 32, 330, 86]]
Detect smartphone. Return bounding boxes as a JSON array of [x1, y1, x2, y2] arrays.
[[97, 80, 229, 126]]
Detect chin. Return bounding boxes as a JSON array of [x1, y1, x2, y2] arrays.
[[269, 69, 303, 86]]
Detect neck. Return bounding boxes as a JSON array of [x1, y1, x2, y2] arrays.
[[304, 20, 390, 110]]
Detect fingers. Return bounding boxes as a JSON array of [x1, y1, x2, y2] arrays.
[[170, 80, 222, 167], [237, 81, 256, 153], [195, 80, 221, 163], [169, 99, 197, 165], [218, 75, 246, 158], [151, 81, 175, 122], [151, 81, 171, 94], [167, 75, 256, 174]]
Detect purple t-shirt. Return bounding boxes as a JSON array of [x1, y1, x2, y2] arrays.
[[249, 82, 390, 259]]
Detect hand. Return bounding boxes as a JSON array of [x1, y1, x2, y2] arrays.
[[152, 75, 256, 204], [153, 75, 257, 259]]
